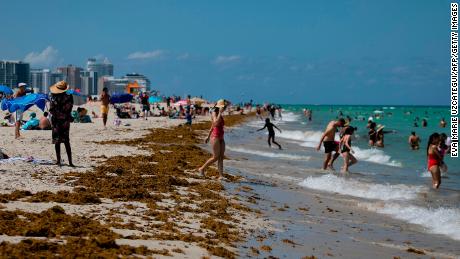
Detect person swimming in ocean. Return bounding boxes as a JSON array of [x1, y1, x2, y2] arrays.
[[422, 118, 428, 127], [317, 118, 345, 170], [440, 118, 447, 128], [408, 131, 420, 150], [339, 126, 357, 173], [257, 118, 282, 149], [368, 122, 377, 146]]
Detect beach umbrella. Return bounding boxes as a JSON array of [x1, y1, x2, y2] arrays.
[[190, 97, 206, 105], [66, 89, 82, 96], [173, 100, 188, 106], [110, 93, 133, 104], [0, 85, 13, 95], [1, 93, 49, 113], [148, 96, 162, 103], [66, 89, 86, 106]]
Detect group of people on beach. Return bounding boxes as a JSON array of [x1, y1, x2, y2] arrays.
[[317, 119, 357, 173], [316, 115, 450, 189]]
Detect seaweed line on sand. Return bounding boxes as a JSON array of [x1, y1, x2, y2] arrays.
[[0, 113, 259, 258]]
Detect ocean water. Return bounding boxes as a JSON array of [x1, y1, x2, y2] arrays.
[[225, 105, 460, 242]]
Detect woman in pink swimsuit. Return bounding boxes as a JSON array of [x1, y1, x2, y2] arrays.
[[199, 99, 227, 179]]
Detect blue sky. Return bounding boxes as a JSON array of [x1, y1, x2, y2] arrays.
[[0, 0, 451, 105]]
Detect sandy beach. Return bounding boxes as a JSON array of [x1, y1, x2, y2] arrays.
[[1, 105, 459, 258], [0, 104, 269, 258]]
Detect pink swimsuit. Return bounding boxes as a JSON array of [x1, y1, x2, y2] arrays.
[[211, 118, 225, 140]]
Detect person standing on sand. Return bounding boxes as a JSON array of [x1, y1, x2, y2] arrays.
[[198, 99, 227, 180], [316, 118, 345, 170], [408, 131, 420, 150], [49, 81, 74, 167], [141, 92, 150, 120], [339, 126, 357, 173], [100, 87, 110, 129], [426, 133, 442, 189], [13, 83, 27, 139], [257, 118, 282, 149]]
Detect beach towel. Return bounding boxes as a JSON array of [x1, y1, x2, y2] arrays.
[[0, 157, 54, 165]]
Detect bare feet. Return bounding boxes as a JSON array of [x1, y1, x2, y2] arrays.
[[327, 164, 335, 171], [198, 168, 205, 178]]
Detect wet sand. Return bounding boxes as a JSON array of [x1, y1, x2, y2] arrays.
[[224, 156, 460, 259]]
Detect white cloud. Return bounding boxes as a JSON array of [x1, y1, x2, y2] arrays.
[[177, 53, 190, 60], [24, 46, 59, 67], [127, 50, 165, 60], [214, 55, 241, 65]]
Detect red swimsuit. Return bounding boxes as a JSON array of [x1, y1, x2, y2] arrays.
[[427, 153, 440, 170], [211, 117, 225, 140]]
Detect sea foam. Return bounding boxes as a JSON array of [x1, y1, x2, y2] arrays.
[[278, 130, 402, 167], [299, 174, 425, 201], [361, 202, 460, 241], [227, 146, 309, 161]]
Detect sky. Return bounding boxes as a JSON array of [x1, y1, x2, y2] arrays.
[[0, 0, 452, 105]]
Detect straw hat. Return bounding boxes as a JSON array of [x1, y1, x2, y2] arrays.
[[215, 99, 226, 108], [49, 81, 69, 94]]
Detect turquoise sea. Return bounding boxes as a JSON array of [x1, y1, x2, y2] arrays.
[[224, 104, 460, 242]]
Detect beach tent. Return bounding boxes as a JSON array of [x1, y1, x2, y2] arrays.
[[190, 97, 206, 105], [148, 96, 162, 103], [1, 93, 49, 113], [0, 85, 13, 95], [110, 93, 133, 104]]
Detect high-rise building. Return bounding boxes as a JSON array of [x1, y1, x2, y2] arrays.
[[30, 68, 51, 93], [57, 65, 82, 90], [87, 58, 113, 77], [123, 73, 151, 92], [100, 76, 129, 93], [0, 60, 30, 88], [50, 71, 65, 88], [80, 71, 98, 96]]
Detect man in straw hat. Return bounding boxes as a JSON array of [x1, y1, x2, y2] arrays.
[[49, 81, 75, 167]]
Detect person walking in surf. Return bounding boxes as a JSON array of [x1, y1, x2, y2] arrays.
[[426, 133, 442, 189], [257, 118, 282, 149], [316, 118, 345, 170], [339, 126, 357, 173]]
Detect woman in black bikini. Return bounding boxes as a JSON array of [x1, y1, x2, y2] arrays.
[[340, 126, 357, 173]]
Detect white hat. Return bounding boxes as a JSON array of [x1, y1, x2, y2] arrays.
[[18, 83, 27, 88]]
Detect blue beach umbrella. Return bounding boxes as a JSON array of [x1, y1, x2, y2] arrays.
[[110, 93, 133, 104], [0, 85, 13, 95], [66, 89, 82, 96], [1, 93, 49, 113], [148, 96, 162, 103]]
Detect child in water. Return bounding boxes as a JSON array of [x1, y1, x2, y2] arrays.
[[257, 118, 282, 149], [340, 126, 357, 173]]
